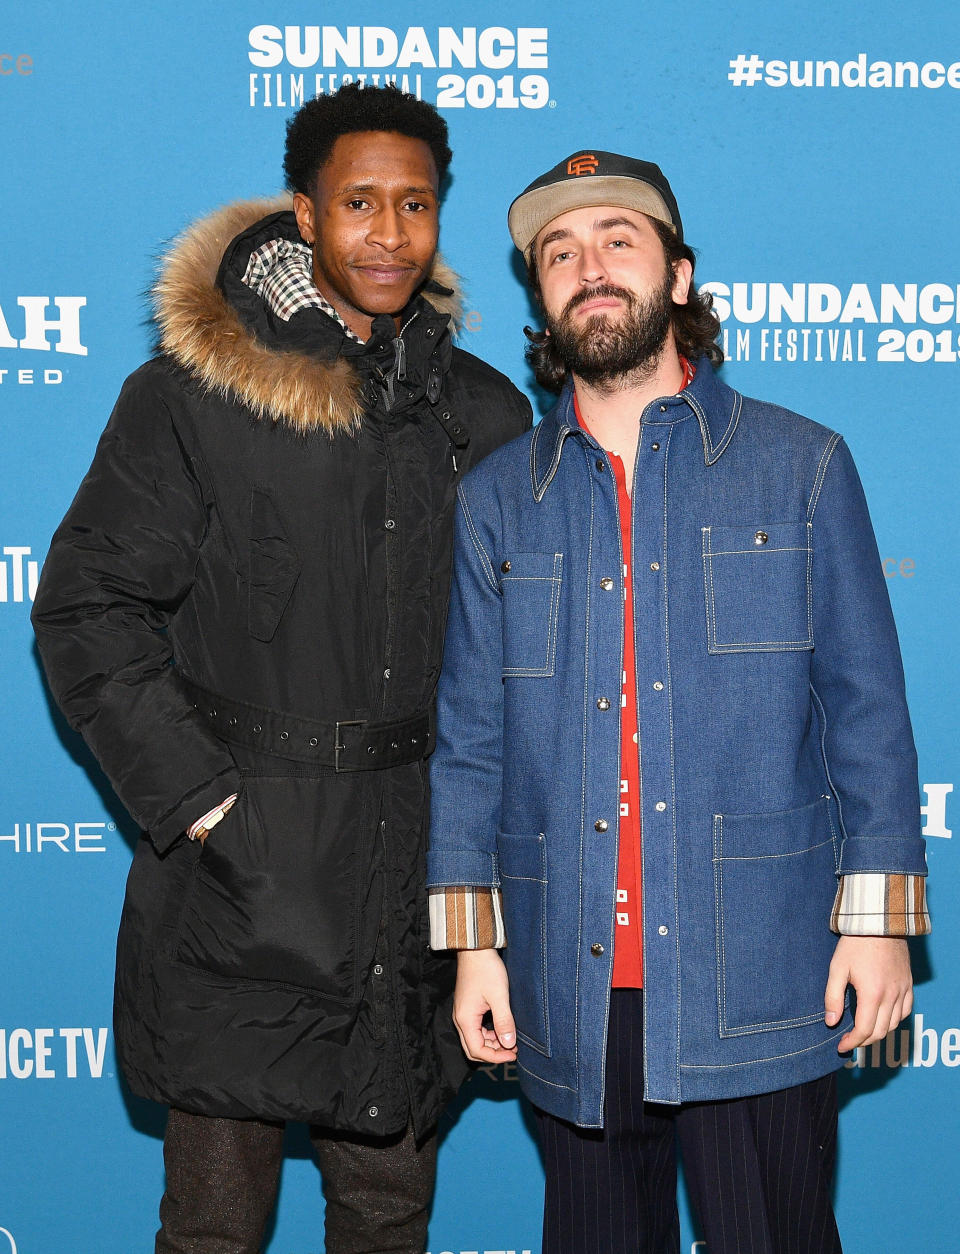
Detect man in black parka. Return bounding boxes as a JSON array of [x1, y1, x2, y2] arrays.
[[32, 85, 531, 1253]]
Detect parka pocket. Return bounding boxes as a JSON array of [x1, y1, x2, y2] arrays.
[[500, 552, 563, 678], [248, 487, 301, 643], [713, 795, 841, 1037], [702, 522, 812, 653], [175, 775, 363, 1001], [497, 830, 551, 1055]]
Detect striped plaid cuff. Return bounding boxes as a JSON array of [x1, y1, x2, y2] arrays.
[[428, 886, 505, 950], [831, 873, 931, 936]]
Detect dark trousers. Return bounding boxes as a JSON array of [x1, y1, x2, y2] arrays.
[[534, 989, 842, 1254], [155, 1108, 437, 1254]]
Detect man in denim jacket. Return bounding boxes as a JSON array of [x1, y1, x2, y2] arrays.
[[426, 151, 929, 1254]]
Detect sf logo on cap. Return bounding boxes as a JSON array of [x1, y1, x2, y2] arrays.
[[567, 154, 599, 176]]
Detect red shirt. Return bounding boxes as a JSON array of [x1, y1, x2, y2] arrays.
[[575, 359, 695, 987]]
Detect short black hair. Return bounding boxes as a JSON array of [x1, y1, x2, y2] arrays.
[[284, 83, 452, 194]]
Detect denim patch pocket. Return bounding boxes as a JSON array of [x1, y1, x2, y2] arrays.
[[500, 552, 563, 678], [497, 830, 551, 1055], [248, 487, 302, 642], [713, 795, 840, 1037], [702, 522, 812, 653]]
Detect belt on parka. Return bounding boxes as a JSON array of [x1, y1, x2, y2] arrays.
[[180, 675, 434, 770]]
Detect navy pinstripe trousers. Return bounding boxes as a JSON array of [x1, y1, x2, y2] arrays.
[[533, 989, 842, 1254]]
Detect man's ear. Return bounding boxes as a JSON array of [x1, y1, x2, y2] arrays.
[[292, 192, 315, 246], [671, 257, 693, 307]]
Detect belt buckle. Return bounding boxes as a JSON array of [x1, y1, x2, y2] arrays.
[[334, 719, 366, 772]]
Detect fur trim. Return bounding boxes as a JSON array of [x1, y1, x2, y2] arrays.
[[154, 195, 464, 437]]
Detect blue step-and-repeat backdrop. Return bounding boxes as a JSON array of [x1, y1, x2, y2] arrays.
[[2, 2, 958, 1251]]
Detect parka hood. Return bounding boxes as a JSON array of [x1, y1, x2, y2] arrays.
[[153, 195, 464, 436]]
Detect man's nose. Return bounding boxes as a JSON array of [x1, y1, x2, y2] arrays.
[[367, 206, 408, 252], [578, 244, 607, 284]]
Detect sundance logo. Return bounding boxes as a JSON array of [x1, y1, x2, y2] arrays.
[[0, 1028, 109, 1079], [247, 25, 550, 111], [846, 1015, 960, 1071], [0, 1228, 17, 1254], [700, 280, 960, 365], [0, 547, 40, 604], [0, 296, 87, 356]]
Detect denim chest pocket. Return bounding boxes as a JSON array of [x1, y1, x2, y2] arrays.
[[500, 552, 563, 678], [702, 522, 813, 653]]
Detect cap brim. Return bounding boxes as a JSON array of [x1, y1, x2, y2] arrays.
[[509, 177, 675, 258]]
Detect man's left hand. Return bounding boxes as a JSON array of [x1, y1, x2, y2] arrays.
[[824, 935, 913, 1053]]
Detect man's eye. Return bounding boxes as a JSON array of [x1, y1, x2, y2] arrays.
[[347, 199, 369, 210], [405, 200, 428, 212], [551, 250, 572, 264], [609, 239, 629, 248]]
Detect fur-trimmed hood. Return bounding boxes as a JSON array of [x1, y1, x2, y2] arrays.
[[153, 195, 463, 436]]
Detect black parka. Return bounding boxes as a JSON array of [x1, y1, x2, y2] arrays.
[[32, 198, 531, 1134]]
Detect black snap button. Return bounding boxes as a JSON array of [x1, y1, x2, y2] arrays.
[[391, 741, 399, 750], [309, 737, 318, 747], [426, 327, 436, 336], [367, 745, 377, 755], [659, 405, 667, 413], [253, 724, 262, 733], [590, 943, 604, 957], [441, 410, 451, 420], [280, 731, 289, 741], [209, 709, 217, 718], [596, 458, 605, 471], [501, 560, 512, 573], [411, 737, 419, 746], [651, 442, 660, 451], [385, 519, 396, 530]]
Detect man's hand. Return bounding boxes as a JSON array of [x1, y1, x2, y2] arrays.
[[824, 935, 913, 1052], [454, 949, 518, 1063]]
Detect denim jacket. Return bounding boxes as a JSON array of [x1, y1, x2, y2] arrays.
[[427, 359, 927, 1124]]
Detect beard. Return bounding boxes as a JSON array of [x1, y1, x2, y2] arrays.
[[545, 265, 675, 390]]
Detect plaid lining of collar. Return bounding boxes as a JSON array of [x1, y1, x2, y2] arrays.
[[241, 238, 365, 343]]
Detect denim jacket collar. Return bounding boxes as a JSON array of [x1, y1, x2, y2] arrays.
[[530, 357, 742, 501]]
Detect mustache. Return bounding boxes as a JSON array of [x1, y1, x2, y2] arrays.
[[562, 284, 635, 318], [353, 258, 420, 269]]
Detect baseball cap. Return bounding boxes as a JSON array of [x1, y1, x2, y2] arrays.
[[508, 150, 683, 258]]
